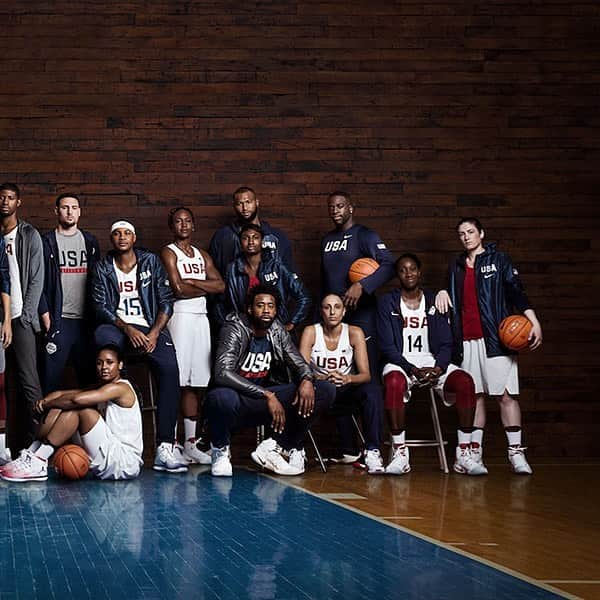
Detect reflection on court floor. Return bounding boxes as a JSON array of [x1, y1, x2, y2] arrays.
[[0, 470, 565, 599]]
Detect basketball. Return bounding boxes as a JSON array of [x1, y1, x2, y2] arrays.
[[348, 258, 379, 283], [498, 315, 532, 351], [53, 444, 90, 480]]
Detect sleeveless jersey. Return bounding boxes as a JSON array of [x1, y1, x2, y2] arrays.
[[114, 262, 149, 328], [310, 323, 354, 376], [167, 243, 207, 314], [105, 379, 143, 457], [400, 296, 435, 368]]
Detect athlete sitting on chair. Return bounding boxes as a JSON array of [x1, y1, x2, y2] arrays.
[[376, 253, 486, 476], [0, 345, 143, 482], [205, 284, 336, 477], [299, 293, 384, 474]]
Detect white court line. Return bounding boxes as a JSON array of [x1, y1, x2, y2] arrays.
[[543, 581, 600, 584], [319, 492, 366, 500], [268, 475, 581, 600]]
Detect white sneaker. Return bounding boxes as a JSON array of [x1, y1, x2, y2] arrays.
[[251, 438, 303, 476], [0, 449, 48, 482], [508, 445, 533, 475], [211, 445, 233, 477], [0, 447, 11, 466], [153, 442, 189, 473], [183, 439, 212, 465], [287, 448, 306, 474], [365, 449, 385, 474], [386, 445, 411, 475], [453, 445, 488, 476]]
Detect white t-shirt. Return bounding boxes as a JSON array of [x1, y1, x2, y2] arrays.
[[167, 243, 207, 314], [114, 261, 149, 328], [4, 228, 23, 320], [401, 296, 435, 369]]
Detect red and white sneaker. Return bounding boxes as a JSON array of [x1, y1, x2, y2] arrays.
[[0, 449, 48, 482], [386, 445, 411, 475], [453, 445, 488, 476]]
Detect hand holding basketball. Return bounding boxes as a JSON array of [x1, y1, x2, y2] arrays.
[[348, 258, 379, 283], [498, 315, 533, 351]]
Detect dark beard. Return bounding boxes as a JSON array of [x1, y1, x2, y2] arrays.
[[239, 210, 258, 224]]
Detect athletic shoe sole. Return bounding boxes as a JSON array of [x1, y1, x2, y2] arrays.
[[153, 464, 188, 473], [0, 473, 48, 482], [385, 465, 411, 475], [453, 463, 488, 476], [251, 451, 302, 476]]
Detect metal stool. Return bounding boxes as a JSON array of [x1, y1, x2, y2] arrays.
[[404, 387, 449, 474]]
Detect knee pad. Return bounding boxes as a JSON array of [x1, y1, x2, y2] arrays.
[[384, 371, 408, 410], [444, 370, 475, 410]]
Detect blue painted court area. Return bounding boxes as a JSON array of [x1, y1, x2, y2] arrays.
[[0, 470, 562, 600]]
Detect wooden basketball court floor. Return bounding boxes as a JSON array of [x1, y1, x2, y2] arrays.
[[0, 456, 597, 599], [287, 457, 600, 600]]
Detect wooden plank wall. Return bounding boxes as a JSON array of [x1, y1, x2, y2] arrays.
[[1, 1, 598, 457]]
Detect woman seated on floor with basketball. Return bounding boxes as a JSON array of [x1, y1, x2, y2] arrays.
[[299, 293, 385, 474], [0, 344, 143, 482], [376, 253, 487, 476]]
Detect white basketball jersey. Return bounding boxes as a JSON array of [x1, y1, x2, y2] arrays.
[[401, 296, 435, 369], [114, 262, 149, 328], [168, 243, 207, 314], [105, 379, 143, 458], [310, 323, 354, 377]]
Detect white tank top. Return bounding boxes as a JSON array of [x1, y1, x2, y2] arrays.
[[167, 243, 207, 314], [114, 262, 149, 328], [105, 379, 143, 458], [310, 323, 354, 377], [400, 296, 435, 368]]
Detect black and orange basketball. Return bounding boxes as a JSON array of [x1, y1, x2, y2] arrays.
[[53, 444, 90, 480], [348, 258, 379, 283], [498, 315, 532, 351]]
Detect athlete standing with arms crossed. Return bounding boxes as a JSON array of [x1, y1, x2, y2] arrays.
[[161, 207, 225, 465]]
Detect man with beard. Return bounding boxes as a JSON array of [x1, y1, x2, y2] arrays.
[[320, 191, 395, 375], [92, 220, 186, 474], [39, 193, 100, 393], [205, 284, 335, 477], [0, 183, 44, 452], [209, 186, 294, 276]]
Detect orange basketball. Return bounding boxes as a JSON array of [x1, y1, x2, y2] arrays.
[[498, 315, 532, 351], [348, 258, 379, 283], [53, 444, 90, 480]]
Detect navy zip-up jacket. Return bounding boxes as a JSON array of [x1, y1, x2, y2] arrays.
[[209, 220, 295, 277], [320, 223, 395, 310], [447, 243, 532, 361], [219, 251, 311, 326], [38, 229, 100, 334], [91, 248, 174, 328], [377, 288, 453, 374]]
